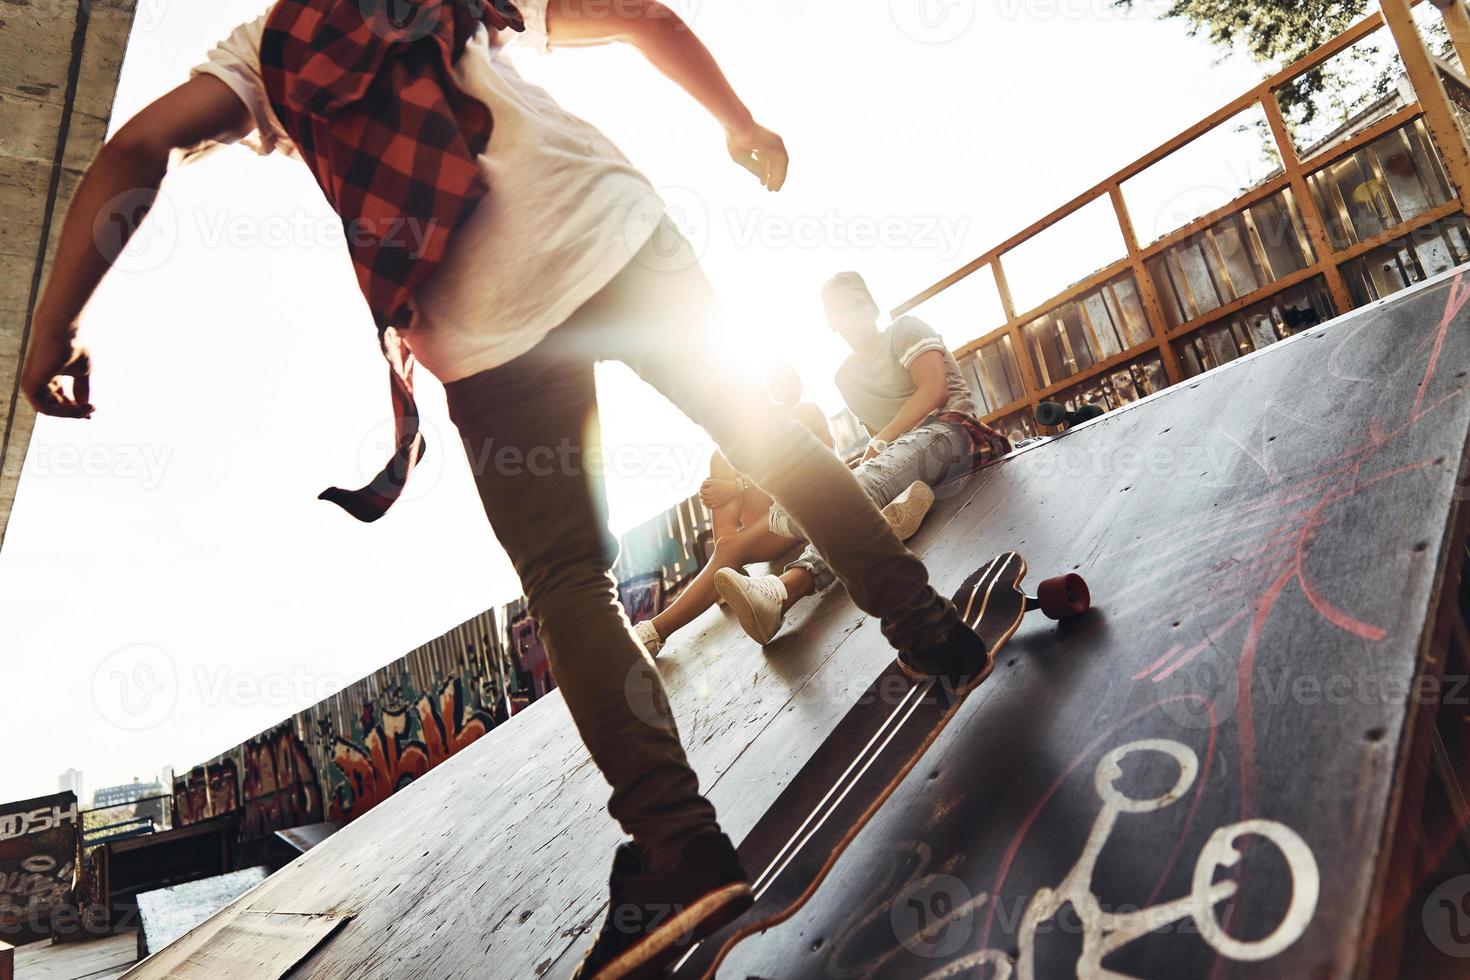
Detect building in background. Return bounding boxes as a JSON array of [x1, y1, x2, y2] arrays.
[[57, 769, 84, 804], [91, 778, 165, 811]]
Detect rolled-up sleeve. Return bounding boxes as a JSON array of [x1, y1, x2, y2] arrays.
[[189, 15, 291, 156], [512, 0, 551, 52], [893, 316, 948, 368]]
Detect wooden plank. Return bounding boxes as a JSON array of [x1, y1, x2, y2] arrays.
[[124, 912, 348, 979], [125, 269, 1470, 978], [1, 941, 11, 980], [12, 931, 137, 980], [136, 867, 270, 958]]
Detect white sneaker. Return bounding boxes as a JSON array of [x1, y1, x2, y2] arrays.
[[882, 480, 935, 541], [633, 620, 663, 657], [714, 569, 787, 645]]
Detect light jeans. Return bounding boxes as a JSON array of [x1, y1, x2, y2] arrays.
[[767, 418, 972, 590]]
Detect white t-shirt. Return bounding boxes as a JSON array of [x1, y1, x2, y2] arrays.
[[191, 4, 666, 382]]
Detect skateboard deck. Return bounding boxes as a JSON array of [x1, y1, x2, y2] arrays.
[[670, 552, 1089, 978]]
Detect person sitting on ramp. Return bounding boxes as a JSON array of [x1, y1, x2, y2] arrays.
[[715, 271, 1012, 647]]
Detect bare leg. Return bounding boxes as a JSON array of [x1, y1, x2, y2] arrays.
[[775, 566, 818, 611], [707, 453, 745, 540], [738, 483, 774, 527], [652, 521, 797, 640], [708, 451, 776, 538]]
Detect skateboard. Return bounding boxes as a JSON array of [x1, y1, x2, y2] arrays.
[[669, 552, 1090, 978], [1036, 399, 1105, 430]]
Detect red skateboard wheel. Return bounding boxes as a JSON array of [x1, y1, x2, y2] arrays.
[[1037, 573, 1090, 619]]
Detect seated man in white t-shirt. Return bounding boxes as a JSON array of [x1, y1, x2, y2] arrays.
[[20, 4, 990, 976]]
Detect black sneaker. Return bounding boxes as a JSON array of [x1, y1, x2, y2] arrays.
[[571, 831, 753, 980], [897, 619, 992, 694]]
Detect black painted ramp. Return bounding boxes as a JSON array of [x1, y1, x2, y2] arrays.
[[127, 269, 1470, 980], [706, 270, 1470, 979]]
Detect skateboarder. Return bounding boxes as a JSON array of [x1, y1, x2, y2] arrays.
[[717, 271, 1011, 645], [20, 3, 987, 976]]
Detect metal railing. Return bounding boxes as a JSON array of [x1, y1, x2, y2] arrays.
[[895, 0, 1470, 443]]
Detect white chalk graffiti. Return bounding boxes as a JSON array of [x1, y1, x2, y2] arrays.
[[0, 801, 79, 842], [918, 739, 1320, 979]]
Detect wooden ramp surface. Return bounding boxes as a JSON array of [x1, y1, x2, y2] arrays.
[[14, 931, 138, 980], [124, 270, 1470, 979]]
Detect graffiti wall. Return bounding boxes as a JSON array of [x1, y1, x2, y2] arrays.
[[0, 791, 81, 945], [174, 610, 517, 844], [172, 491, 715, 854]]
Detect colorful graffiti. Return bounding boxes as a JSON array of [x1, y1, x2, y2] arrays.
[[176, 669, 501, 838], [172, 513, 694, 848], [0, 792, 81, 945], [510, 615, 555, 699], [618, 572, 665, 626], [239, 725, 322, 840], [327, 677, 496, 823], [173, 758, 240, 827]]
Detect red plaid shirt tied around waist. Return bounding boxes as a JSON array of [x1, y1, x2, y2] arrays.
[[936, 411, 1011, 471], [260, 0, 524, 522]]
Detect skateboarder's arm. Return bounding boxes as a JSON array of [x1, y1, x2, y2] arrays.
[[865, 351, 950, 454], [24, 75, 253, 418], [544, 0, 788, 190]]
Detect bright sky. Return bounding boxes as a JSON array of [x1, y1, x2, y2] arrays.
[[0, 0, 1275, 804]]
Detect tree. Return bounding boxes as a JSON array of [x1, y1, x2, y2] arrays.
[[1121, 0, 1371, 69], [1120, 0, 1451, 138]]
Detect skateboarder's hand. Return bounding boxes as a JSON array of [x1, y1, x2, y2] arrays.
[[861, 438, 889, 463], [22, 330, 94, 419], [727, 124, 788, 191]]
